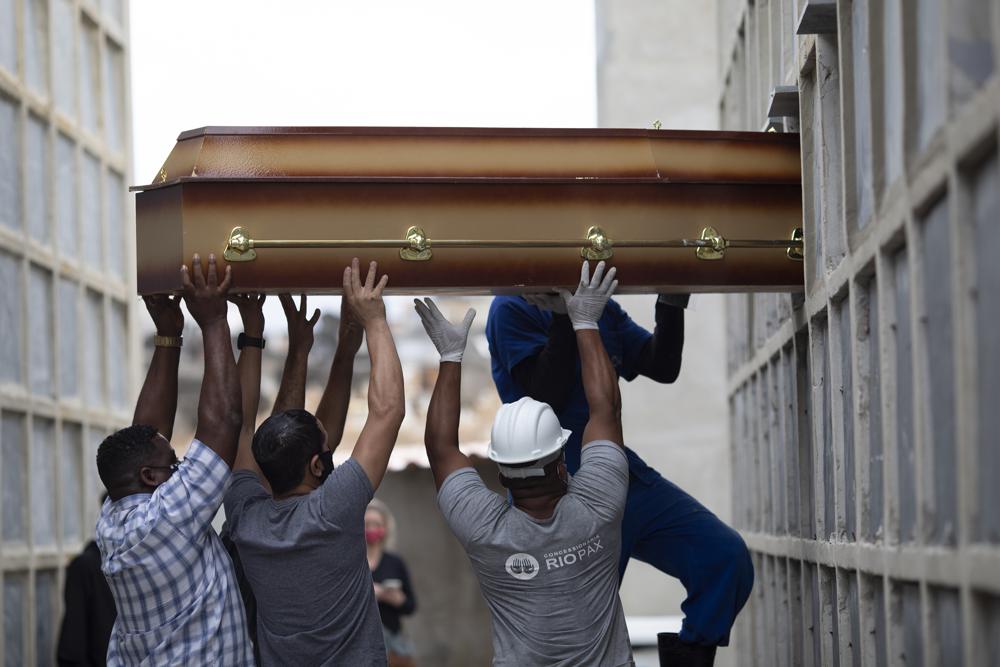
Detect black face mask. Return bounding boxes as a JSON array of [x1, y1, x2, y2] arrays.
[[317, 450, 335, 484]]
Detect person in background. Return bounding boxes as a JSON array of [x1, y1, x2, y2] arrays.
[[223, 259, 405, 666], [94, 254, 252, 665], [57, 493, 117, 667], [365, 500, 418, 667]]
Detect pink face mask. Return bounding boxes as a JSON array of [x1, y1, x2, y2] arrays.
[[365, 527, 386, 545]]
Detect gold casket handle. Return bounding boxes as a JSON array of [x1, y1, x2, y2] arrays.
[[222, 225, 804, 264]]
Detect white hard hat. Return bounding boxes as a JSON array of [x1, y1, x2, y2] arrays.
[[488, 397, 571, 478]]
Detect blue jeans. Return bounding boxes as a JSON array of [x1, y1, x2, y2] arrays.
[[618, 449, 754, 647]]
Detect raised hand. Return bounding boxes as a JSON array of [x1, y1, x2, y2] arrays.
[[342, 258, 388, 327], [337, 296, 364, 355], [413, 298, 475, 363], [228, 293, 266, 336], [278, 294, 320, 351], [557, 260, 618, 331], [143, 294, 184, 337], [181, 253, 232, 328], [523, 292, 568, 314]]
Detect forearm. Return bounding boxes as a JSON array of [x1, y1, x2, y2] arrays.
[[510, 314, 576, 411], [132, 346, 181, 438], [577, 331, 619, 414], [637, 301, 685, 382], [365, 320, 404, 422], [425, 362, 461, 462], [315, 347, 356, 453], [234, 347, 263, 471], [350, 319, 404, 487], [195, 320, 242, 464], [577, 329, 622, 445], [272, 346, 310, 414]]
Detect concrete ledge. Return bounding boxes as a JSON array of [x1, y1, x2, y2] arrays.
[[796, 0, 837, 35]]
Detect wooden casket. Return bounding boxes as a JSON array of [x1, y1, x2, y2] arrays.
[[132, 127, 804, 295]]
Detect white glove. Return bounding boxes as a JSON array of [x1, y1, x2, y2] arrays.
[[414, 298, 476, 363], [523, 293, 568, 314], [558, 261, 618, 331]]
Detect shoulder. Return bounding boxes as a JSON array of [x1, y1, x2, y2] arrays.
[[437, 468, 503, 513], [437, 466, 483, 496], [487, 296, 544, 326], [334, 458, 374, 494], [489, 295, 529, 314], [223, 470, 269, 519], [227, 469, 267, 497], [186, 438, 227, 468], [316, 458, 374, 518], [581, 440, 628, 466]]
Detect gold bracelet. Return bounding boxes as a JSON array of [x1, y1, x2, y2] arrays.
[[153, 335, 183, 348]]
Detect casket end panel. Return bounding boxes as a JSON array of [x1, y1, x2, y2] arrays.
[[135, 187, 185, 295]]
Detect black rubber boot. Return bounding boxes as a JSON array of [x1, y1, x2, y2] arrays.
[[657, 632, 716, 667]]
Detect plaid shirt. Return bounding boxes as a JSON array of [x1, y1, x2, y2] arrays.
[[97, 439, 253, 666]]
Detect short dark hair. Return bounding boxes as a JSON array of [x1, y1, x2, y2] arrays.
[[96, 424, 159, 490], [252, 409, 323, 495]]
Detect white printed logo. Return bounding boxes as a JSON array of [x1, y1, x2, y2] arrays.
[[504, 553, 540, 580]]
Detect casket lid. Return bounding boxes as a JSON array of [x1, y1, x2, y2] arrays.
[[131, 126, 800, 192]]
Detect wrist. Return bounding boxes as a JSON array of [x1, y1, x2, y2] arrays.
[[242, 322, 265, 337], [571, 320, 599, 331], [197, 316, 229, 332], [153, 334, 183, 348], [237, 332, 266, 350], [156, 328, 183, 338], [657, 293, 691, 309], [334, 343, 361, 361], [362, 317, 389, 333]]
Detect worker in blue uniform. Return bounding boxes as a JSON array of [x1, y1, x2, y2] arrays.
[[485, 272, 753, 667]]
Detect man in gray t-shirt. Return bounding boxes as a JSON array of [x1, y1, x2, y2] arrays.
[[224, 459, 383, 664], [223, 259, 405, 665], [414, 261, 633, 666]]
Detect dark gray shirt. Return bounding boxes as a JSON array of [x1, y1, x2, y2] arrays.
[[438, 441, 634, 667], [223, 459, 386, 666]]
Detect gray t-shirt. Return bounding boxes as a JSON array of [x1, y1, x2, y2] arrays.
[[438, 441, 634, 667], [223, 459, 386, 666]]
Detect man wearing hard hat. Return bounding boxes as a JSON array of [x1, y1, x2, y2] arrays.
[[415, 261, 633, 666], [486, 267, 752, 666]]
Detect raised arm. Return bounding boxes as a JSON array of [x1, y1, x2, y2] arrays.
[[344, 259, 404, 488], [634, 294, 688, 383], [315, 298, 363, 454], [415, 298, 476, 490], [271, 294, 319, 414], [559, 261, 623, 447], [229, 293, 266, 474], [182, 253, 242, 467], [132, 295, 184, 438]]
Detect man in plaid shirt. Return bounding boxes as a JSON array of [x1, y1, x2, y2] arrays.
[[95, 254, 252, 666]]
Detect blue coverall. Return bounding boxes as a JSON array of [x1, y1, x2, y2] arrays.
[[486, 296, 754, 647]]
